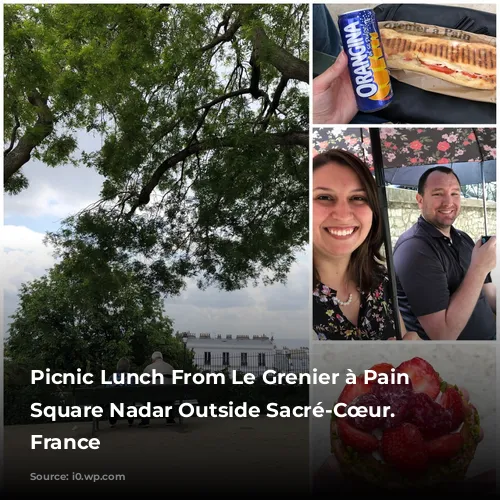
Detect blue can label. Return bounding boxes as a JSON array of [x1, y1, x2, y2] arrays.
[[340, 14, 392, 104]]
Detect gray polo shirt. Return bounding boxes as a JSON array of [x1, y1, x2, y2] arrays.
[[393, 216, 495, 340]]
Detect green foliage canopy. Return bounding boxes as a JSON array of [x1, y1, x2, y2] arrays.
[[5, 3, 309, 294], [5, 255, 194, 374]]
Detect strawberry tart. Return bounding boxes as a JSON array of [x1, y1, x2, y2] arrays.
[[330, 357, 482, 488]]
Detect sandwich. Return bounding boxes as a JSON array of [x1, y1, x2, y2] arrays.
[[380, 28, 496, 90], [330, 357, 482, 489]]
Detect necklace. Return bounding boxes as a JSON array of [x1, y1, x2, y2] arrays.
[[334, 293, 353, 306]]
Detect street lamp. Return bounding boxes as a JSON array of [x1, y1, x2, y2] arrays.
[[179, 333, 189, 427], [182, 333, 188, 373]]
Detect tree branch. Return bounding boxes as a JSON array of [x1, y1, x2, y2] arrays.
[[200, 12, 242, 52], [194, 88, 256, 112], [252, 26, 308, 83], [127, 131, 308, 216], [4, 115, 20, 158], [4, 92, 54, 184], [261, 77, 288, 131]]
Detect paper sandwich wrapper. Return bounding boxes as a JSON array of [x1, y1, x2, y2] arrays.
[[378, 20, 496, 104]]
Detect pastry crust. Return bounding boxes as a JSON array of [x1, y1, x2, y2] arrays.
[[380, 28, 496, 90]]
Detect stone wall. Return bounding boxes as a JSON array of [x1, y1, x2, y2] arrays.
[[386, 186, 496, 247]]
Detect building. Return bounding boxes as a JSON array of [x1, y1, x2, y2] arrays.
[[179, 333, 276, 377], [178, 333, 309, 377], [275, 347, 310, 374]]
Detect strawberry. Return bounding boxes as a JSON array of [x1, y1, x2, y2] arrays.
[[337, 418, 379, 453], [425, 433, 464, 461], [441, 387, 465, 431], [367, 363, 394, 385], [369, 363, 394, 375], [397, 357, 440, 400], [338, 375, 371, 405], [381, 423, 428, 473]]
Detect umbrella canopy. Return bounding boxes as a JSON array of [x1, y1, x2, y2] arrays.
[[312, 127, 496, 186]]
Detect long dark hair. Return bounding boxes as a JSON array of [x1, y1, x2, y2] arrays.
[[313, 149, 386, 293]]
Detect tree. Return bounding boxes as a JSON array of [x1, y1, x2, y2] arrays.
[[5, 254, 191, 375], [5, 3, 309, 293]]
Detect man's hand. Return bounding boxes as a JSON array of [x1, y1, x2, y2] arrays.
[[401, 330, 422, 341], [313, 51, 357, 124], [387, 331, 422, 341], [470, 236, 496, 277], [387, 312, 421, 341]]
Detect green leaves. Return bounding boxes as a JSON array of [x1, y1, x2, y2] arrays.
[[36, 134, 78, 166], [6, 3, 309, 296], [5, 255, 182, 374]]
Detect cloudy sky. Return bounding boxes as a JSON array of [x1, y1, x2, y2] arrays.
[[3, 131, 311, 349]]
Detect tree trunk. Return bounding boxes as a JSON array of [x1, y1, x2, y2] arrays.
[[4, 92, 54, 183], [253, 26, 309, 84]]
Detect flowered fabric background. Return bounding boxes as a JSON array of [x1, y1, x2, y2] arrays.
[[312, 128, 496, 172]]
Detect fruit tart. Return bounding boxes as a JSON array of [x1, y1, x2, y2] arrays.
[[330, 357, 482, 489]]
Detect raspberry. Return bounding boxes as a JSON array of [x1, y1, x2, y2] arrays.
[[371, 380, 414, 428], [383, 396, 413, 429], [371, 379, 413, 404], [347, 393, 384, 431], [407, 392, 452, 439]]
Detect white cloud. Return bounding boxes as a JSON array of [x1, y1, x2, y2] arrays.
[[5, 181, 94, 219], [5, 131, 104, 220], [2, 223, 311, 346], [259, 251, 310, 312], [4, 162, 104, 220], [163, 299, 309, 343], [166, 284, 256, 309], [163, 250, 311, 344], [2, 225, 57, 294], [3, 127, 311, 346], [2, 225, 59, 336]]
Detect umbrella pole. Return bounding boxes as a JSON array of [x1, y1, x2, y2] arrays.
[[368, 128, 403, 340], [481, 161, 488, 236], [471, 128, 489, 238]]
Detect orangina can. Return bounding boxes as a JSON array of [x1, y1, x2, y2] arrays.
[[338, 8, 394, 112]]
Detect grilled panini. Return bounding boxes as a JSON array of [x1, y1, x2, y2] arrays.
[[380, 28, 496, 90]]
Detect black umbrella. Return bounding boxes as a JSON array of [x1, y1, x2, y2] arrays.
[[312, 126, 496, 340]]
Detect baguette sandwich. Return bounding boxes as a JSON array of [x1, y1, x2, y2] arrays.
[[380, 28, 496, 90]]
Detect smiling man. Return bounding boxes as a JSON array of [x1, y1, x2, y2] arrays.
[[393, 166, 497, 340]]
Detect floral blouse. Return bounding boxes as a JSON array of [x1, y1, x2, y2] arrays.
[[313, 274, 396, 340]]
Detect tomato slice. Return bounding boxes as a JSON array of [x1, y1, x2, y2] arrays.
[[422, 63, 455, 75], [417, 59, 484, 81], [461, 71, 479, 79]]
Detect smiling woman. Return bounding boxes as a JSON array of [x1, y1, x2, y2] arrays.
[[312, 149, 419, 341]]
